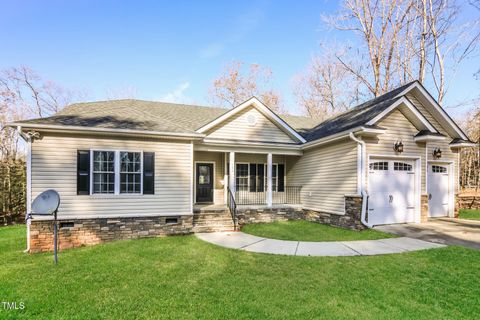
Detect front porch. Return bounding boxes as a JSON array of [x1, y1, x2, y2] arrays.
[[193, 150, 302, 207]]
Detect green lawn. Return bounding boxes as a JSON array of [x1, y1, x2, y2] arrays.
[[241, 220, 395, 241], [459, 209, 480, 220], [1, 225, 480, 319]]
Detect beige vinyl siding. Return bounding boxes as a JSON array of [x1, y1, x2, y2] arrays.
[[407, 93, 460, 192], [287, 139, 358, 214], [31, 133, 192, 217], [194, 151, 225, 204], [365, 109, 426, 192], [206, 106, 296, 143]]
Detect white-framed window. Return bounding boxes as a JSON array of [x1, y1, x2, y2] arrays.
[[92, 151, 115, 194], [236, 163, 249, 191], [91, 150, 143, 195], [432, 165, 447, 173], [394, 162, 412, 171], [120, 152, 142, 194], [369, 161, 388, 171], [264, 164, 278, 192]]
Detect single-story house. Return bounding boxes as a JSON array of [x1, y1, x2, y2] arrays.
[[12, 80, 476, 252]]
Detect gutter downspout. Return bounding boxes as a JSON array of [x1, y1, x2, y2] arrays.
[[349, 132, 373, 228], [17, 126, 31, 252]]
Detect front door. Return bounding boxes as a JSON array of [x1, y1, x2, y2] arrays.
[[428, 164, 450, 217], [196, 163, 214, 203]]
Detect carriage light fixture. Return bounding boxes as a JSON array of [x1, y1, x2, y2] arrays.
[[393, 141, 404, 153], [433, 148, 442, 159]]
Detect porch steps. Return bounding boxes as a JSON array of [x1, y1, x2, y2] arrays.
[[192, 210, 235, 233]]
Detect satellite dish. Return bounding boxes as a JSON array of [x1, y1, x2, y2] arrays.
[[31, 189, 60, 215], [29, 189, 61, 264]]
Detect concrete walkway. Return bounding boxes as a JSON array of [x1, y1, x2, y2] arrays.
[[195, 232, 445, 256]]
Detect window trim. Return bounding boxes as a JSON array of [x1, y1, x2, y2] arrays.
[[234, 162, 284, 192], [89, 149, 144, 196]]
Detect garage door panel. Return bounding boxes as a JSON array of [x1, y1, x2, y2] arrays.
[[368, 159, 416, 225]]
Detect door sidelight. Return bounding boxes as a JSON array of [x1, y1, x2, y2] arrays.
[[428, 194, 432, 200]]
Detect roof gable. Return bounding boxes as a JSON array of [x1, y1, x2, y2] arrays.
[[197, 97, 307, 143], [204, 105, 298, 144], [394, 81, 469, 140], [366, 96, 437, 132]]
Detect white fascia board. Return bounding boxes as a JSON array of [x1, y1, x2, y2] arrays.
[[201, 138, 301, 149], [12, 123, 205, 140], [413, 135, 446, 142], [196, 97, 307, 143], [366, 97, 437, 133], [394, 82, 469, 140], [195, 142, 303, 156], [300, 126, 366, 150], [450, 142, 478, 148]]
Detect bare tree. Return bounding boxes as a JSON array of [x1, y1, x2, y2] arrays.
[[293, 49, 363, 120], [208, 61, 283, 112], [0, 66, 78, 223], [324, 0, 480, 103]]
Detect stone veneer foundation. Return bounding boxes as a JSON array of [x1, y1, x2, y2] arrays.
[[29, 215, 193, 253], [236, 195, 366, 230], [28, 195, 371, 252]]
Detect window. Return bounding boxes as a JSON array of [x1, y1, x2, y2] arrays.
[[394, 162, 412, 171], [120, 152, 141, 194], [93, 151, 115, 194], [91, 150, 144, 195], [264, 164, 278, 191], [235, 162, 285, 192], [369, 161, 388, 171], [236, 164, 249, 191], [432, 165, 447, 173]]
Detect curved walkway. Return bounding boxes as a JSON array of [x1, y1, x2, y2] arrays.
[[195, 231, 445, 256]]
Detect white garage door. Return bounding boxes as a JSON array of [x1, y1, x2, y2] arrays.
[[427, 164, 450, 217], [368, 160, 416, 225]]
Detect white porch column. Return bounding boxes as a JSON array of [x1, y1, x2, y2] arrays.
[[267, 153, 273, 207], [224, 152, 228, 204], [229, 152, 235, 194]]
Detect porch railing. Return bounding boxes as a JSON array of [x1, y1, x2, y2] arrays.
[[235, 186, 302, 205], [226, 187, 238, 230]]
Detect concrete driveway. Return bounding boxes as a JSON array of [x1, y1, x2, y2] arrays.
[[375, 218, 480, 250]]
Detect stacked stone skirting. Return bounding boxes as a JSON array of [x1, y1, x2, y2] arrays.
[[421, 194, 429, 222], [456, 195, 480, 211], [303, 195, 365, 230], [29, 215, 193, 253], [236, 195, 366, 230]]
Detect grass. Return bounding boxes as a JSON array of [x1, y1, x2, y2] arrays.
[[241, 220, 395, 241], [458, 209, 480, 220], [1, 225, 480, 319]]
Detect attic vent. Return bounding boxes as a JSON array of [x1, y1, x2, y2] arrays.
[[246, 114, 257, 126]]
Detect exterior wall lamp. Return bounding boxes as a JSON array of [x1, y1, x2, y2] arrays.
[[393, 141, 404, 153], [433, 148, 442, 159]]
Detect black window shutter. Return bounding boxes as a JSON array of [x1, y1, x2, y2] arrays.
[[77, 150, 90, 195], [143, 152, 155, 194], [249, 163, 257, 192], [278, 164, 285, 192], [257, 164, 264, 192]]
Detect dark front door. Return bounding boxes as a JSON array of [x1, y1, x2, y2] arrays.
[[196, 163, 214, 203]]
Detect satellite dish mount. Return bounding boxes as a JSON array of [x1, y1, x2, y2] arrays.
[[26, 189, 61, 264]]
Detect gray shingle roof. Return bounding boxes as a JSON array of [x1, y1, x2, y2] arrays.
[[15, 81, 420, 143]]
